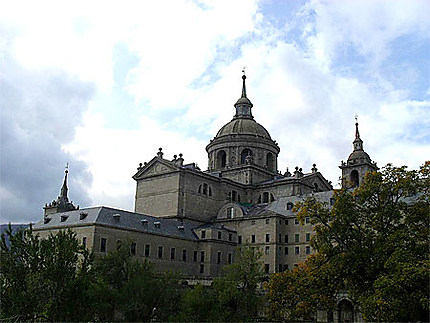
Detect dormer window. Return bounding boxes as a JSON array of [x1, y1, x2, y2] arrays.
[[154, 221, 161, 228], [60, 215, 68, 222], [79, 212, 88, 220], [286, 202, 294, 210], [113, 214, 121, 221], [44, 218, 51, 224], [141, 219, 148, 225]]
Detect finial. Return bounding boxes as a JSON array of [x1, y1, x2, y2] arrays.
[[241, 69, 247, 98], [65, 162, 69, 174], [157, 148, 164, 158], [354, 115, 360, 140]]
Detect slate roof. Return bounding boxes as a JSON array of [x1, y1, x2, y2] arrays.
[[33, 206, 200, 240]]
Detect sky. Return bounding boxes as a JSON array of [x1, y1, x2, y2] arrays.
[[1, 0, 429, 224]]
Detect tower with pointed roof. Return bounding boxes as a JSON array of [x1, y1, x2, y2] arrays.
[[339, 118, 377, 188], [43, 166, 77, 216]]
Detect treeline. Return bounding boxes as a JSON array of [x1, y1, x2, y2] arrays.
[[1, 162, 429, 322], [0, 227, 264, 322]]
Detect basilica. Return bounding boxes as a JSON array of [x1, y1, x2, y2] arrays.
[[34, 74, 377, 278]]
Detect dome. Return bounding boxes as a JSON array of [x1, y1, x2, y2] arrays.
[[347, 149, 371, 163], [215, 118, 272, 139]]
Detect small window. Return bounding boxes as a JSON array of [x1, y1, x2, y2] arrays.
[[287, 202, 294, 210], [238, 235, 242, 244], [182, 249, 187, 261], [266, 234, 270, 243], [200, 264, 204, 274], [330, 197, 335, 205], [200, 251, 205, 262], [266, 218, 270, 224], [251, 235, 256, 243], [209, 187, 212, 196], [251, 220, 256, 225], [295, 234, 300, 243], [158, 246, 163, 259], [227, 207, 234, 219], [278, 264, 283, 273], [285, 219, 289, 225], [306, 233, 311, 242], [228, 233, 232, 241], [283, 264, 289, 271], [145, 244, 150, 257], [265, 246, 270, 255], [100, 238, 107, 253], [193, 251, 198, 262], [295, 246, 300, 254], [284, 234, 289, 243], [201, 230, 206, 239], [305, 217, 310, 224], [227, 253, 232, 264], [218, 231, 222, 239], [294, 264, 298, 267], [264, 264, 270, 274], [198, 185, 202, 194], [279, 234, 282, 242], [170, 247, 175, 260], [130, 242, 136, 256], [60, 215, 68, 222], [263, 192, 269, 203], [306, 246, 311, 254], [217, 251, 222, 264], [284, 247, 288, 255], [82, 236, 87, 248], [203, 183, 208, 195], [295, 219, 299, 225]]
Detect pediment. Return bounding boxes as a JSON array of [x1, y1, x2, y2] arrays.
[[133, 158, 179, 180]]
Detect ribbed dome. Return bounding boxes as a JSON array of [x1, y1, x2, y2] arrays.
[[348, 150, 371, 162], [215, 118, 271, 139]]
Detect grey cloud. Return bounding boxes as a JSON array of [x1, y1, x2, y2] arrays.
[[0, 44, 94, 224]]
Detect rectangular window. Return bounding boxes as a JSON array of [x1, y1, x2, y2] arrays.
[[278, 264, 283, 272], [306, 233, 311, 242], [283, 264, 289, 271], [201, 230, 206, 238], [285, 219, 289, 225], [228, 253, 232, 264], [295, 219, 299, 225], [217, 251, 221, 264], [266, 234, 270, 243], [238, 235, 242, 244], [265, 246, 270, 255], [284, 247, 288, 255], [200, 251, 205, 262], [295, 234, 300, 243], [306, 246, 311, 254], [229, 233, 232, 241], [145, 244, 150, 257], [295, 246, 300, 254], [193, 251, 198, 262], [100, 238, 107, 252], [200, 264, 204, 274], [305, 217, 310, 224], [130, 242, 136, 256], [251, 220, 256, 225], [170, 247, 175, 260], [279, 234, 282, 243], [218, 231, 222, 239], [284, 234, 289, 243], [251, 235, 256, 243], [182, 249, 187, 261], [264, 264, 270, 274], [82, 236, 87, 248], [158, 246, 163, 259]]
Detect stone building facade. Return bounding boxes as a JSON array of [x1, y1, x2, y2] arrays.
[[34, 74, 376, 281]]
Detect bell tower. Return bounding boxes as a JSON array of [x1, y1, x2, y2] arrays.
[[339, 117, 377, 188]]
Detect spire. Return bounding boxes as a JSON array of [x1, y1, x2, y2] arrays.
[[353, 115, 363, 151], [60, 164, 69, 201], [234, 70, 253, 119]]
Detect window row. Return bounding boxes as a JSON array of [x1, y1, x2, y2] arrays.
[[200, 230, 234, 242], [264, 245, 311, 255], [247, 233, 312, 244], [257, 192, 275, 204]]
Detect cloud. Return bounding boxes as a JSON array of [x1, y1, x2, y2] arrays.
[[0, 33, 95, 223]]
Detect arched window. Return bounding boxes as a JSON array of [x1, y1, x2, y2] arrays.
[[198, 185, 202, 194], [203, 183, 208, 195], [287, 202, 294, 210], [209, 187, 212, 196], [258, 195, 262, 204], [351, 170, 359, 187], [240, 149, 252, 164], [267, 153, 274, 171], [216, 150, 227, 169], [263, 192, 269, 203], [270, 193, 275, 202]]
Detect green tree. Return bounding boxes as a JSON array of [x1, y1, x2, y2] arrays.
[[92, 242, 182, 321], [267, 162, 430, 321], [0, 226, 93, 321]]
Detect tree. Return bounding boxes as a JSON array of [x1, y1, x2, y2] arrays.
[[0, 226, 93, 321], [267, 162, 430, 321], [91, 241, 182, 322], [174, 245, 265, 322]]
